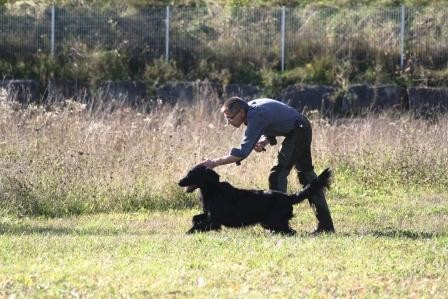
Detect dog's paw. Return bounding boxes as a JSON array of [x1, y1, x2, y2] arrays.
[[283, 228, 297, 236], [270, 228, 297, 236], [186, 227, 198, 234]]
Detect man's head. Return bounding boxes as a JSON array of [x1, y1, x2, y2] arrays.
[[221, 97, 248, 128]]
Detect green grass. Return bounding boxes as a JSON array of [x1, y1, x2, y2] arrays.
[[1, 98, 448, 296], [1, 202, 447, 297]]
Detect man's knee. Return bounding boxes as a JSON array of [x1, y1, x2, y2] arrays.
[[268, 166, 280, 190], [269, 165, 289, 192], [298, 170, 317, 186]]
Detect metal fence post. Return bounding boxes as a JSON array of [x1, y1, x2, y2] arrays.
[[51, 4, 55, 57], [281, 6, 286, 72], [165, 6, 170, 62], [400, 5, 405, 69]]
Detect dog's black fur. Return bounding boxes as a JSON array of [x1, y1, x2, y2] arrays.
[[178, 165, 332, 235]]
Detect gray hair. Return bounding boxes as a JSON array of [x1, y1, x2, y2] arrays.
[[221, 97, 249, 114]]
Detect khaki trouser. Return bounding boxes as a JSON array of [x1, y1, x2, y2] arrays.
[[268, 118, 334, 231]]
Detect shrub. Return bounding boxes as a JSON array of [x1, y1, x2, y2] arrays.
[[0, 59, 13, 78], [186, 59, 232, 85], [229, 62, 262, 85], [30, 53, 61, 86], [143, 58, 183, 94], [261, 56, 339, 97], [89, 49, 129, 85]]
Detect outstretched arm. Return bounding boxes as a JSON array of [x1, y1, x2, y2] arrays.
[[198, 155, 242, 169]]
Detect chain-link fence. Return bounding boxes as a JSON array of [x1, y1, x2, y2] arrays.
[[285, 7, 403, 66], [1, 5, 447, 71]]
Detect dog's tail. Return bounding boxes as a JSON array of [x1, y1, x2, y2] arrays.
[[291, 168, 332, 205]]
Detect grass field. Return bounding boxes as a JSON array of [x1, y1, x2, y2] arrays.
[[1, 95, 447, 297], [1, 210, 447, 297]]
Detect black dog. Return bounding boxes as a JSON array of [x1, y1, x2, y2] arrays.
[[178, 165, 331, 235]]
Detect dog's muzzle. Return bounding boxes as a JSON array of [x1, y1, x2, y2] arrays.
[[185, 185, 198, 193], [178, 179, 198, 193]]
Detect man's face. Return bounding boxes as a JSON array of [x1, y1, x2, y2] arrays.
[[224, 108, 244, 128]]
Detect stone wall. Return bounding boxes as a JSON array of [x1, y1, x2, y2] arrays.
[[1, 79, 447, 116]]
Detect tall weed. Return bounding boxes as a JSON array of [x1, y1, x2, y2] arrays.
[[0, 95, 447, 217]]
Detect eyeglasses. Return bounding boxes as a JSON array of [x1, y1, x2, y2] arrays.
[[225, 110, 240, 124]]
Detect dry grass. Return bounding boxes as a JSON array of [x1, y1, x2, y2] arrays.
[[1, 91, 447, 216], [1, 91, 448, 297]]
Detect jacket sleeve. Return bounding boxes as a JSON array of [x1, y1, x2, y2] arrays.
[[229, 112, 267, 159]]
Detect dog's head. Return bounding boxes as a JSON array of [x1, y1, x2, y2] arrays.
[[178, 165, 220, 193]]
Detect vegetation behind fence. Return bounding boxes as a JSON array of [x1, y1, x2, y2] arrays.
[[1, 4, 448, 92]]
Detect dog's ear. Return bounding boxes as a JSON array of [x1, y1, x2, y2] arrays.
[[205, 168, 220, 182]]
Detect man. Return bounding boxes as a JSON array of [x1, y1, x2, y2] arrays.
[[199, 96, 335, 234]]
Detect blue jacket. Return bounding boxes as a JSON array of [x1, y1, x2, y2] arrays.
[[230, 98, 307, 159]]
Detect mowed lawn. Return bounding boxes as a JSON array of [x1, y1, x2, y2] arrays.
[[1, 190, 447, 298]]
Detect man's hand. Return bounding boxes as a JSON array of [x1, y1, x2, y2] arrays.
[[197, 155, 242, 168], [254, 140, 268, 152], [197, 159, 216, 169]]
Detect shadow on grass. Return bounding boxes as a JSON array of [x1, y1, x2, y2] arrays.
[[369, 229, 447, 239], [2, 221, 447, 239], [0, 223, 153, 236], [338, 229, 448, 240]]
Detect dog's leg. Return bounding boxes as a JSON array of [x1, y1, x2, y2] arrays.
[[206, 222, 222, 232], [192, 213, 207, 225], [187, 222, 221, 234], [186, 214, 221, 234], [186, 213, 207, 234], [263, 205, 296, 236], [262, 224, 296, 235], [266, 225, 296, 236], [279, 227, 297, 236]]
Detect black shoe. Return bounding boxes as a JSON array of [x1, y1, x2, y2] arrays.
[[310, 227, 335, 235]]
